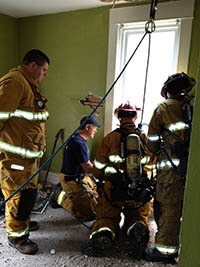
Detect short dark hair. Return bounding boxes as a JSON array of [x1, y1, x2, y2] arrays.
[[22, 49, 50, 66]]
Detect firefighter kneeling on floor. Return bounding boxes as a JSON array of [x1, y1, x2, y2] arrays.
[[81, 102, 154, 259]]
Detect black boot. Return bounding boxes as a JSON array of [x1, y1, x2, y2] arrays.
[[29, 221, 39, 231], [8, 235, 38, 254], [144, 247, 177, 264], [81, 231, 113, 256], [129, 222, 149, 260], [49, 183, 62, 209]]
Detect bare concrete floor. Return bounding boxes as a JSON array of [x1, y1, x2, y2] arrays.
[[0, 205, 178, 267]]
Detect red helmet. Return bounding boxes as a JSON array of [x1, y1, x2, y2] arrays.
[[114, 102, 141, 118]]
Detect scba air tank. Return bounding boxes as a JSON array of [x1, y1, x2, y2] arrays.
[[125, 133, 141, 184]]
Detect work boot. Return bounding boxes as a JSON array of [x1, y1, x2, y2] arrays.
[[144, 247, 177, 264], [81, 231, 113, 256], [49, 183, 62, 209], [80, 213, 96, 222], [8, 235, 38, 254], [29, 221, 39, 231], [129, 222, 149, 260]]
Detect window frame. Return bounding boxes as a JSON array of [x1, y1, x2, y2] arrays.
[[112, 19, 181, 130], [104, 0, 195, 135]]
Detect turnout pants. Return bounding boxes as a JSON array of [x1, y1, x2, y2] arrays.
[[0, 152, 40, 238], [91, 181, 151, 238], [60, 173, 98, 221], [2, 188, 37, 237], [154, 169, 184, 249]]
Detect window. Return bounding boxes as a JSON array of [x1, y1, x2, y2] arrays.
[[113, 20, 180, 132], [104, 0, 194, 135]]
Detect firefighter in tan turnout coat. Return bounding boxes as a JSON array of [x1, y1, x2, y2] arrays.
[[81, 102, 153, 259], [0, 49, 50, 254], [144, 72, 195, 264]]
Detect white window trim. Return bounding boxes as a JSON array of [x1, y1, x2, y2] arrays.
[[104, 0, 195, 135]]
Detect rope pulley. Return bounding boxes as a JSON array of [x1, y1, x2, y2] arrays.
[[145, 0, 158, 33], [145, 19, 156, 33]]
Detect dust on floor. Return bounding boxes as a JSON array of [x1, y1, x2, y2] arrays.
[[0, 205, 177, 267]]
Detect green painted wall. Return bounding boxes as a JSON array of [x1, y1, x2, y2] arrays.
[[16, 1, 192, 175], [0, 1, 174, 175], [0, 14, 18, 76], [1, 3, 200, 262], [179, 0, 200, 266], [18, 7, 110, 173]]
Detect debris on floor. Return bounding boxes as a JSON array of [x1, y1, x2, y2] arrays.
[[31, 183, 53, 214], [0, 205, 177, 267]]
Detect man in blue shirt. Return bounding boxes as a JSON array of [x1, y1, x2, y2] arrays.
[[50, 116, 102, 222]]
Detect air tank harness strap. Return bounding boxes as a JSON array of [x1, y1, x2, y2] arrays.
[[102, 176, 148, 211], [160, 139, 178, 172]]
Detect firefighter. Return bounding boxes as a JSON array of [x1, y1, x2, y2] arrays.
[[50, 116, 101, 222], [144, 72, 195, 264], [0, 49, 50, 254], [81, 102, 152, 259]]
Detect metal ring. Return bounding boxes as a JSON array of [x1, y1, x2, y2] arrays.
[[145, 20, 156, 33]]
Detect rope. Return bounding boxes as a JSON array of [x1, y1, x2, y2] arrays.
[[150, 0, 158, 21], [138, 1, 158, 180], [139, 0, 157, 129], [139, 33, 152, 127], [161, 143, 178, 171], [42, 128, 64, 190], [74, 216, 92, 230], [0, 0, 159, 210], [0, 32, 148, 209]]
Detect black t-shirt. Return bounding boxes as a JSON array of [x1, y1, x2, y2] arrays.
[[61, 133, 90, 175]]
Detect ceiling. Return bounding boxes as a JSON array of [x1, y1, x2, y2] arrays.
[[0, 0, 133, 18]]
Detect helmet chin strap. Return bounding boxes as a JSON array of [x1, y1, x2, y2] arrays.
[[166, 92, 171, 99]]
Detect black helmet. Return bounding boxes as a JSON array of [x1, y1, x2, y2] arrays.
[[161, 72, 196, 99]]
